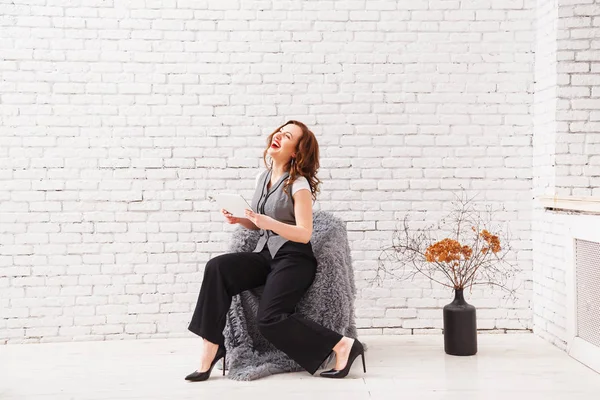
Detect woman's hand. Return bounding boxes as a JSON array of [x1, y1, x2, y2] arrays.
[[244, 209, 273, 230], [221, 208, 241, 225]]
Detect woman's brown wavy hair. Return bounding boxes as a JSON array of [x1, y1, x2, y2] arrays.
[[262, 120, 322, 202]]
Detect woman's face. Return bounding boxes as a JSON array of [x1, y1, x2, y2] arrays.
[[268, 124, 303, 162]]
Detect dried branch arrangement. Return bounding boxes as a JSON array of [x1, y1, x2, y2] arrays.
[[373, 191, 521, 300]]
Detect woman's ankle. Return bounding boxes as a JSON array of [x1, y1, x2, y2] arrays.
[[202, 339, 219, 349], [333, 336, 352, 353]]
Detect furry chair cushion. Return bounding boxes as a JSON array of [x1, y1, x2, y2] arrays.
[[219, 210, 366, 380]]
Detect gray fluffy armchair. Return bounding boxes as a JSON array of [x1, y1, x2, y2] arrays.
[[219, 210, 366, 380]]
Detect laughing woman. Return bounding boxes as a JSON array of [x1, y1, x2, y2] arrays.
[[186, 120, 366, 381]]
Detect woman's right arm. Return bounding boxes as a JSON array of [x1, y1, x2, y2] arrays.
[[238, 218, 259, 230], [221, 208, 260, 230]]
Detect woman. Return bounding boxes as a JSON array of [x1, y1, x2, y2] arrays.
[[185, 120, 365, 381]]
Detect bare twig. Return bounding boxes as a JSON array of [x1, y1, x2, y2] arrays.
[[372, 189, 520, 301]]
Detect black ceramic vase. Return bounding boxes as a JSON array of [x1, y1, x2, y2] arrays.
[[443, 288, 477, 356]]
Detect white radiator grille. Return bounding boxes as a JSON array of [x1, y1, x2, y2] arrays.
[[575, 239, 600, 348]]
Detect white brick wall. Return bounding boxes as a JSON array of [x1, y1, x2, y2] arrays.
[[555, 0, 600, 197], [1, 0, 536, 344], [531, 0, 600, 351]]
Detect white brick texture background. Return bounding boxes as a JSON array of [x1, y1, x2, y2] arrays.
[[531, 0, 600, 351], [1, 0, 543, 344], [555, 0, 600, 197]]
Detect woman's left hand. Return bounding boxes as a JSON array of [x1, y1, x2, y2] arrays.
[[245, 209, 273, 230]]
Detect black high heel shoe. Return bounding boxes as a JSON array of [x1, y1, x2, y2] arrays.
[[185, 345, 226, 382], [319, 339, 366, 379]]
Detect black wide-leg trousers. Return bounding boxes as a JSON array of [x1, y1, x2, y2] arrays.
[[188, 240, 343, 375]]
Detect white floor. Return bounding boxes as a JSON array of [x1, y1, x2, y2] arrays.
[[1, 334, 599, 400]]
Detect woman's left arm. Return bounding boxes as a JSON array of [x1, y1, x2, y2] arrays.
[[244, 189, 313, 244]]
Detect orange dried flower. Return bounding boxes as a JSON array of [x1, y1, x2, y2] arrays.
[[480, 229, 501, 254], [425, 238, 472, 263]]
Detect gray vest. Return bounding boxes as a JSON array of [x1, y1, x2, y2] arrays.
[[251, 168, 298, 258]]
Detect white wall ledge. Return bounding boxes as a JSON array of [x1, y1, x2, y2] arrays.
[[539, 195, 600, 214]]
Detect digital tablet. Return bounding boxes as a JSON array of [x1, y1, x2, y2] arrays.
[[213, 193, 254, 218]]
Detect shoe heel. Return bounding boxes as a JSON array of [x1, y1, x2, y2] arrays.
[[222, 352, 226, 376], [361, 351, 366, 373]]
